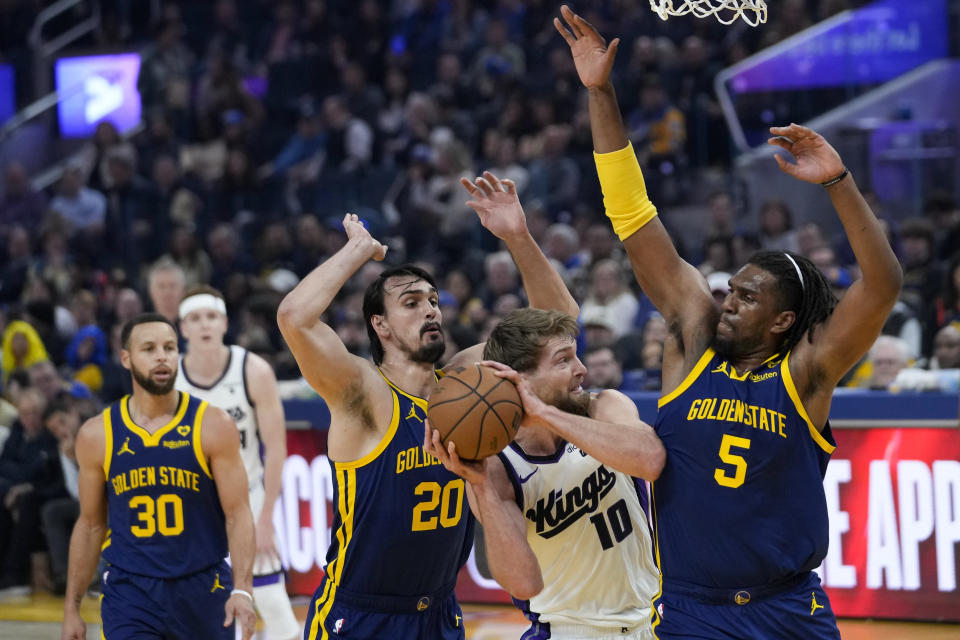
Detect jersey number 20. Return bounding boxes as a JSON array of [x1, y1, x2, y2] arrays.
[[714, 434, 750, 488], [412, 479, 465, 531], [129, 494, 185, 537]]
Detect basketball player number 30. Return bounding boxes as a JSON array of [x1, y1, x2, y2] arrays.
[[412, 479, 465, 531], [129, 494, 185, 537], [714, 434, 751, 488]]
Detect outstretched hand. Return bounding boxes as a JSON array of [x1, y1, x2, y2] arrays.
[[554, 4, 619, 89], [461, 171, 527, 241], [342, 213, 387, 261], [768, 124, 845, 184], [423, 420, 486, 485]]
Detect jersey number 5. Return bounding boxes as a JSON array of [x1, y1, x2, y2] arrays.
[[714, 434, 750, 488], [129, 494, 185, 537], [412, 479, 465, 531]]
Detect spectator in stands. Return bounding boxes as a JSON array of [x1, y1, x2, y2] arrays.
[[584, 345, 624, 391], [321, 95, 374, 173], [863, 335, 911, 390], [104, 146, 164, 274], [78, 121, 138, 193], [931, 323, 960, 370], [40, 400, 81, 594], [263, 100, 325, 180], [0, 388, 61, 594], [758, 199, 800, 253], [137, 18, 195, 128], [111, 288, 144, 328], [49, 165, 107, 241], [704, 190, 738, 239], [146, 258, 186, 324], [1, 320, 49, 386], [0, 226, 33, 304], [206, 223, 256, 293], [627, 76, 686, 203], [580, 260, 639, 339], [899, 218, 942, 318], [478, 250, 523, 309], [28, 360, 90, 403], [98, 324, 131, 403], [0, 162, 47, 238], [526, 124, 580, 215], [933, 253, 960, 329]]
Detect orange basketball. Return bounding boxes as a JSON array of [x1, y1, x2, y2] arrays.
[[428, 364, 523, 461]]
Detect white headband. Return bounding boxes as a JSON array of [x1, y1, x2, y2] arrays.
[[179, 294, 226, 319], [783, 253, 804, 290]]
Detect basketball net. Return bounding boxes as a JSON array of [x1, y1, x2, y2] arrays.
[[649, 0, 768, 26]]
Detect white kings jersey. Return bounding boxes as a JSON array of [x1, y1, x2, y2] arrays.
[[176, 345, 263, 492], [498, 441, 659, 630]]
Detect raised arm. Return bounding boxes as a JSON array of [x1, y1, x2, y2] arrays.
[[424, 428, 543, 600], [276, 213, 386, 398], [246, 353, 287, 563], [484, 361, 665, 480], [445, 172, 580, 369], [61, 417, 108, 640], [555, 5, 715, 355], [464, 172, 579, 318], [203, 406, 257, 640], [770, 125, 902, 413]]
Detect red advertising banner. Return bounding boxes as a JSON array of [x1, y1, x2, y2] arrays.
[[274, 425, 960, 620], [821, 427, 960, 622]]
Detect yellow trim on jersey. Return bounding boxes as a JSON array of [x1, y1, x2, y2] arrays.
[[336, 391, 401, 470], [658, 348, 715, 408], [781, 354, 836, 454], [379, 369, 431, 412], [649, 481, 664, 636], [100, 594, 106, 639], [119, 392, 190, 447], [103, 407, 114, 479], [308, 466, 357, 639], [192, 401, 213, 478], [101, 528, 111, 551]]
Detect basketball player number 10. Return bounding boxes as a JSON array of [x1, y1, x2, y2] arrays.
[[714, 434, 751, 488]]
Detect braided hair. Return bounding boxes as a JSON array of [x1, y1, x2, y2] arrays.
[[746, 251, 838, 355]]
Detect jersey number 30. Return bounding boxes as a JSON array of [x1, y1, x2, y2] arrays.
[[714, 434, 750, 488], [412, 479, 465, 531], [129, 494, 185, 537]]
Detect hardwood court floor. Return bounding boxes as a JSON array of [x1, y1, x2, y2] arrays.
[[0, 593, 957, 639]]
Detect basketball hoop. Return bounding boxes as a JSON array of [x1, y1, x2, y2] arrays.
[[649, 0, 768, 27]]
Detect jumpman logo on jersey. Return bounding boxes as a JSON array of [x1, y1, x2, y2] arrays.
[[117, 437, 135, 456], [810, 592, 824, 615], [211, 573, 225, 592], [712, 360, 749, 381], [406, 405, 423, 423], [454, 613, 462, 628]]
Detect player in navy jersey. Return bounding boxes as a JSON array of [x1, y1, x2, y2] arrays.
[[556, 5, 902, 638], [61, 313, 257, 640], [278, 173, 578, 640]]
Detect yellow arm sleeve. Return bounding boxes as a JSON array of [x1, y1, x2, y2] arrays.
[[594, 143, 658, 241]]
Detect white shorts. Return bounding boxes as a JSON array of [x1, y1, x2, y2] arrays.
[[547, 621, 655, 640]]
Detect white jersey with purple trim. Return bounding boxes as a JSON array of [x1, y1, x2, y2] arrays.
[[498, 440, 659, 632], [176, 345, 262, 489]]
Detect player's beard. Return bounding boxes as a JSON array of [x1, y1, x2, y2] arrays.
[[557, 389, 591, 417], [403, 323, 446, 365], [131, 362, 177, 395]]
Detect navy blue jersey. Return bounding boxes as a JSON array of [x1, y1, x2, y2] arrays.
[[322, 371, 475, 598], [102, 392, 228, 578], [652, 349, 836, 588]]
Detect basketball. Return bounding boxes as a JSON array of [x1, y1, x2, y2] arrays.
[[428, 364, 523, 461]]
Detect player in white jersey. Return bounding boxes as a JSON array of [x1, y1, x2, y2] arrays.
[[176, 286, 300, 640], [427, 308, 664, 640]]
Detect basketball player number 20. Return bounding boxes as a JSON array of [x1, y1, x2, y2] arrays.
[[412, 479, 465, 531], [714, 434, 751, 488]]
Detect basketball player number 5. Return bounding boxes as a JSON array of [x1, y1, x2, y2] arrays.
[[714, 434, 751, 488], [412, 479, 465, 531]]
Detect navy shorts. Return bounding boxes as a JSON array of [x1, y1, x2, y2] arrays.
[[100, 560, 235, 639], [651, 571, 840, 640], [303, 575, 465, 640]]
